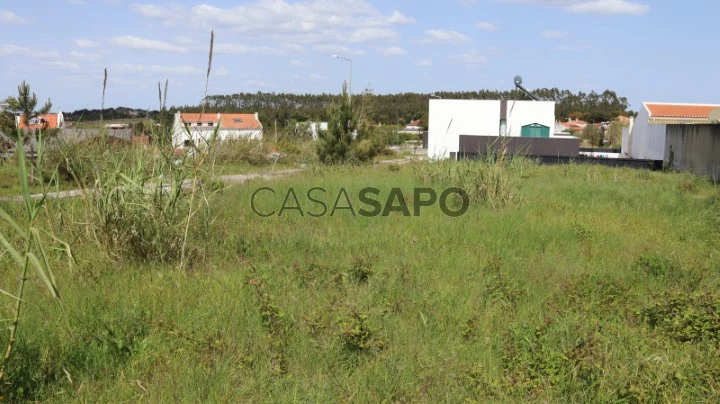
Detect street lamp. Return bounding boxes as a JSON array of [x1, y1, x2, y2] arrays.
[[332, 54, 352, 106]]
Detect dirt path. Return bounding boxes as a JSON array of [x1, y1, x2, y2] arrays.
[[0, 155, 424, 203]]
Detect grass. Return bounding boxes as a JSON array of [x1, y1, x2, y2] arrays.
[[0, 159, 74, 197], [1, 158, 718, 401]]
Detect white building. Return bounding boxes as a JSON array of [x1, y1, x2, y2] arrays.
[[427, 99, 557, 159], [623, 102, 720, 160], [172, 111, 263, 147]]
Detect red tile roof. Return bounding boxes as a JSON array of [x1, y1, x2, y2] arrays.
[[17, 113, 60, 130], [179, 112, 261, 130], [645, 103, 720, 119]]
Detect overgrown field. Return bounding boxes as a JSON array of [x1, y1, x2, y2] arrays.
[[1, 160, 719, 402]]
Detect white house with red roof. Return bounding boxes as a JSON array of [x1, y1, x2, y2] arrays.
[[623, 102, 720, 160], [172, 111, 263, 147]]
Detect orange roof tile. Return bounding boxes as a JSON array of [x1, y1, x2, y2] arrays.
[[645, 103, 720, 119], [179, 112, 261, 130], [220, 114, 262, 130]]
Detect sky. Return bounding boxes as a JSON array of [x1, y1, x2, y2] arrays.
[[1, 0, 718, 113]]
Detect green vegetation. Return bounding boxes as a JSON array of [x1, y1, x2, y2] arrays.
[[1, 156, 718, 401]]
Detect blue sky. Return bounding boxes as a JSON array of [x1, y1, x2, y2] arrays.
[[1, 0, 718, 112]]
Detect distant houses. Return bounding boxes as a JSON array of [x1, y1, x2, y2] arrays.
[[15, 112, 65, 130], [172, 111, 263, 147]]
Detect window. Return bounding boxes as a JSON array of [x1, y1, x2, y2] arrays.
[[233, 118, 242, 123], [208, 122, 214, 127]]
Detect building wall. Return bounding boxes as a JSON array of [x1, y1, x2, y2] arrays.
[[665, 124, 720, 181], [427, 99, 556, 159], [505, 100, 556, 137], [428, 99, 500, 159], [628, 106, 666, 160]]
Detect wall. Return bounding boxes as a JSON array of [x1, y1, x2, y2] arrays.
[[505, 100, 556, 137], [628, 106, 666, 160], [427, 99, 501, 159], [665, 124, 720, 181], [458, 135, 579, 157]]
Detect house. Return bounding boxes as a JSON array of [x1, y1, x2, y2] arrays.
[[428, 99, 567, 159], [554, 118, 588, 134], [172, 111, 263, 147], [399, 119, 423, 134], [15, 112, 64, 130], [623, 102, 720, 160], [303, 121, 328, 140]]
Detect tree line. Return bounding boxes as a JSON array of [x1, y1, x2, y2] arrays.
[[56, 87, 632, 131]]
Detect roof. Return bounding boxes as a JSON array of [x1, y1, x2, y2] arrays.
[[644, 103, 720, 119], [17, 113, 61, 129], [179, 112, 262, 130]]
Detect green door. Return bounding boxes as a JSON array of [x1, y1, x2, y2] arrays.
[[521, 123, 550, 138]]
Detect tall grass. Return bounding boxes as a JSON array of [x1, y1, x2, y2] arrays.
[[0, 131, 72, 388]]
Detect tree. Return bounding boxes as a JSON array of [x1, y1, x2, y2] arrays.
[[317, 82, 355, 164], [582, 124, 604, 147], [4, 81, 52, 127]]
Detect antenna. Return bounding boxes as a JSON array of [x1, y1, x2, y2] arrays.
[[513, 74, 540, 101]]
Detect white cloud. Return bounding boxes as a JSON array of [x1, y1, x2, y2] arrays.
[[115, 63, 203, 75], [458, 0, 478, 6], [130, 1, 412, 48], [452, 49, 488, 65], [290, 59, 310, 67], [75, 39, 100, 48], [567, 0, 649, 14], [214, 43, 286, 56], [0, 10, 27, 24], [495, 0, 650, 15], [476, 22, 499, 31], [387, 10, 415, 24], [313, 44, 365, 56], [421, 29, 471, 46], [380, 46, 407, 56], [69, 50, 105, 61], [415, 59, 432, 66], [556, 40, 592, 51], [0, 44, 59, 59], [43, 60, 80, 70], [542, 30, 570, 39], [347, 28, 398, 43], [110, 35, 186, 53]]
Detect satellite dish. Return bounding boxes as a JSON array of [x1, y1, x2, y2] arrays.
[[514, 75, 523, 86], [708, 108, 720, 123]]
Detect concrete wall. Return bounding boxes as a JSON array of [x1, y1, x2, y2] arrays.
[[427, 99, 556, 159], [628, 106, 666, 160], [665, 124, 720, 181], [505, 100, 556, 137], [458, 135, 579, 157], [428, 99, 500, 159]]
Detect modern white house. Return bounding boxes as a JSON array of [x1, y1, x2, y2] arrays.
[[623, 102, 720, 160], [427, 99, 557, 159], [172, 111, 263, 147]]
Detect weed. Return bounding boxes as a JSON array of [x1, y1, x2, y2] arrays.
[[632, 252, 680, 278], [639, 292, 720, 343], [348, 255, 375, 283], [338, 310, 386, 355]]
